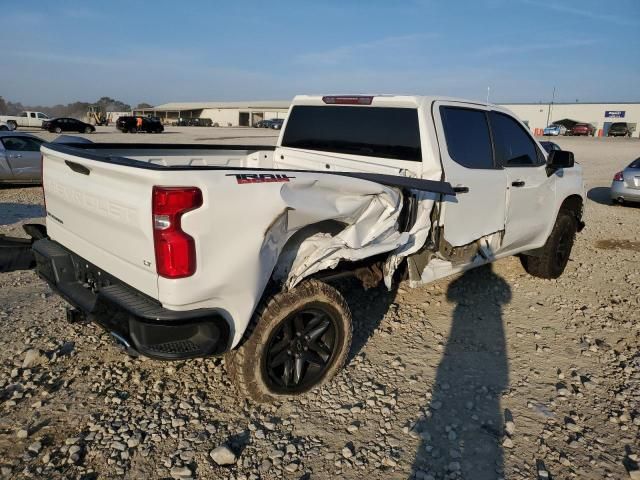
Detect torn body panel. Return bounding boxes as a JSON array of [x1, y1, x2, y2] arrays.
[[406, 230, 505, 287]]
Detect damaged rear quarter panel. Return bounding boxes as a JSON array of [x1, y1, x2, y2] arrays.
[[161, 171, 435, 347]]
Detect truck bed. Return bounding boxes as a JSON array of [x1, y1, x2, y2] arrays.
[[41, 142, 452, 347]]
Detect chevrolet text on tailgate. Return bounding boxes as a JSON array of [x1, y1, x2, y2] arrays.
[[35, 95, 585, 402]]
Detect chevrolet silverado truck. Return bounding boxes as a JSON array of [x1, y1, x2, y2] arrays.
[[0, 111, 51, 130], [33, 95, 585, 402]]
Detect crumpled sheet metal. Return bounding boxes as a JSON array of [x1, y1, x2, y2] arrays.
[[268, 176, 438, 291]]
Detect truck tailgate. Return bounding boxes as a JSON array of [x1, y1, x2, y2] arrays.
[[41, 146, 159, 298]]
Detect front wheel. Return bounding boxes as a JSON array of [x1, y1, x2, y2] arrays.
[[54, 127, 62, 134], [520, 211, 577, 279], [226, 279, 352, 403], [84, 126, 92, 134]]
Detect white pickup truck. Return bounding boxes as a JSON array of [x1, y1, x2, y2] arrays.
[[34, 95, 585, 402], [0, 111, 51, 130]]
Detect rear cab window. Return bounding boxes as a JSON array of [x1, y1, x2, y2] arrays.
[[281, 106, 422, 161], [439, 106, 494, 169]]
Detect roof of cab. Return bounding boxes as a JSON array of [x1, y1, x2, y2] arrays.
[[291, 94, 500, 110]]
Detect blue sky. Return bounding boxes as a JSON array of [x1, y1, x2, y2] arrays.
[[1, 0, 638, 106]]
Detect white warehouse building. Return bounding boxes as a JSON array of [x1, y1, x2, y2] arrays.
[[133, 101, 290, 127], [134, 99, 640, 137], [501, 102, 640, 137]]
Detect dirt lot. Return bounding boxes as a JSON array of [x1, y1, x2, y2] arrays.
[[0, 131, 638, 480]]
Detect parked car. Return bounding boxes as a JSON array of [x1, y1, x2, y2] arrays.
[[607, 122, 632, 137], [611, 157, 640, 204], [116, 116, 164, 133], [543, 124, 567, 136], [35, 94, 584, 402], [192, 118, 212, 127], [255, 119, 278, 128], [42, 118, 95, 134], [0, 132, 46, 184], [271, 119, 285, 130], [571, 123, 596, 136], [539, 141, 562, 153], [0, 111, 50, 130]]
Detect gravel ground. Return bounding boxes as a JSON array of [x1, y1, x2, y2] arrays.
[[0, 133, 638, 480]]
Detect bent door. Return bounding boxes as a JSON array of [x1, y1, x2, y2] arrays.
[[489, 111, 556, 253], [433, 102, 507, 252], [0, 136, 43, 181]]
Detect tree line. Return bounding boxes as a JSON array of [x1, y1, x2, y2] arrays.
[[0, 96, 154, 119]]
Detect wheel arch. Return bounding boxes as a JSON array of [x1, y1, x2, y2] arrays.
[[559, 194, 585, 231]]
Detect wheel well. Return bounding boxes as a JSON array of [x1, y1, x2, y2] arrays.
[[559, 195, 585, 231], [270, 220, 347, 286]]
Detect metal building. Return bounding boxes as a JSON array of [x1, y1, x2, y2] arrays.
[[501, 102, 640, 137], [133, 101, 290, 127]]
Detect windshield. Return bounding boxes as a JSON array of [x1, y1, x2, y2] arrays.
[[282, 105, 421, 161]]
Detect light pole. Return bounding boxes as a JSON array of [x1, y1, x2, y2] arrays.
[[546, 86, 556, 126]]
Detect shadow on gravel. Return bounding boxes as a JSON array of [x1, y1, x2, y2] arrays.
[[0, 202, 45, 226], [340, 278, 397, 362], [587, 186, 611, 205], [411, 265, 511, 479]]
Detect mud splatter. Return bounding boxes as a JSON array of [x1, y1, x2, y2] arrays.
[[595, 239, 640, 252]]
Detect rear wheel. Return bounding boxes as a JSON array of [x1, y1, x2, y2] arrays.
[[520, 211, 577, 279], [84, 126, 92, 134], [226, 279, 352, 403], [54, 127, 62, 134]]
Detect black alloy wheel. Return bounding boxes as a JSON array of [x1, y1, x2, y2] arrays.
[[555, 228, 572, 270], [262, 304, 338, 393]]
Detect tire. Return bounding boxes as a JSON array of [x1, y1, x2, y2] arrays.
[[84, 126, 92, 134], [130, 127, 137, 133], [520, 211, 577, 279], [54, 127, 62, 134], [226, 279, 353, 403], [7, 121, 17, 131]]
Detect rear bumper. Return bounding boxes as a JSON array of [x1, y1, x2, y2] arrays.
[[33, 239, 230, 360], [611, 181, 640, 202]]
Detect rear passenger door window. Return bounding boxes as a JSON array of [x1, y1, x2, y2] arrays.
[[434, 102, 507, 251], [440, 106, 494, 169], [489, 111, 543, 167]]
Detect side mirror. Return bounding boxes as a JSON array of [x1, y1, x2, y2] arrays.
[[546, 150, 574, 175]]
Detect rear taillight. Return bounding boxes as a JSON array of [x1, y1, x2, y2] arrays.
[[152, 187, 203, 279], [322, 96, 373, 105], [41, 154, 46, 211], [613, 171, 624, 181]]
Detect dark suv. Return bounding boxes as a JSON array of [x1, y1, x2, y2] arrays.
[[608, 122, 632, 137], [116, 116, 164, 133]]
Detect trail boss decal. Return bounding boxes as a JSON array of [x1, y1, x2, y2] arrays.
[[226, 173, 295, 184]]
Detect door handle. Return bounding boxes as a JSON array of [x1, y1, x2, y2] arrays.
[[453, 186, 469, 193], [511, 180, 525, 187], [9, 154, 22, 158]]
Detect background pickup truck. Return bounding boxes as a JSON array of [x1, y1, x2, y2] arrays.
[[0, 111, 51, 130], [34, 94, 585, 402]]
